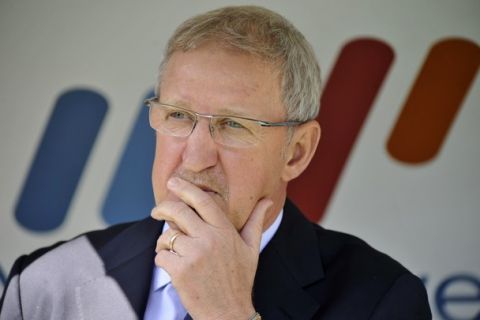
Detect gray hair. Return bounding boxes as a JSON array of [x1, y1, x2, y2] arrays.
[[157, 5, 321, 122]]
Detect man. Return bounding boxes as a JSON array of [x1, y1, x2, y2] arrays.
[[0, 5, 431, 320]]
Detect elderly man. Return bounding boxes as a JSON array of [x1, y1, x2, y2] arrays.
[[0, 5, 431, 320]]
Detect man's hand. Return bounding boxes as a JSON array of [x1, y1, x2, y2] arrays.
[[151, 177, 272, 320]]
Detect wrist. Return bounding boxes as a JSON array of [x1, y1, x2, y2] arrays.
[[205, 305, 257, 320]]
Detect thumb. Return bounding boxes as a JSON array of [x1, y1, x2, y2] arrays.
[[240, 198, 273, 250]]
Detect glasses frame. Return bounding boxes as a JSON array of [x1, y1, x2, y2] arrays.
[[144, 97, 305, 137]]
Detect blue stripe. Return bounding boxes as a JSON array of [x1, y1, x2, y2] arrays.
[[0, 264, 5, 286], [102, 90, 156, 225], [15, 89, 108, 231]]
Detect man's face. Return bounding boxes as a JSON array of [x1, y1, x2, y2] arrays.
[[152, 43, 290, 230]]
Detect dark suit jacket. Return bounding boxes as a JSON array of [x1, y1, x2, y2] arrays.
[[0, 200, 431, 319]]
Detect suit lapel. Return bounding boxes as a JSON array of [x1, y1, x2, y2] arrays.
[[254, 200, 324, 319], [96, 217, 164, 318]]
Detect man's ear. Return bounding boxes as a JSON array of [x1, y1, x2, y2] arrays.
[[282, 120, 321, 182]]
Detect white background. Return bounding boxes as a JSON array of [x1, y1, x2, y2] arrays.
[[1, 1, 479, 318]]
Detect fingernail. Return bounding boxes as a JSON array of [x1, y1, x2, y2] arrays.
[[167, 177, 179, 189], [264, 199, 274, 210]]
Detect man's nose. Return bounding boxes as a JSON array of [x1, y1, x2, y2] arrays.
[[181, 118, 219, 172]]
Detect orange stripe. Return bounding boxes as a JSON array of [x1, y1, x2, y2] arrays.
[[387, 39, 480, 164]]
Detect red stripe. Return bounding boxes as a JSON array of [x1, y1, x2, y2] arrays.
[[288, 38, 394, 222]]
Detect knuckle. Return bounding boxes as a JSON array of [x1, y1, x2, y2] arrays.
[[150, 207, 159, 219], [153, 202, 170, 220]]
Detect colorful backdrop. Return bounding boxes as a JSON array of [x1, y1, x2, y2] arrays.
[[1, 1, 479, 319]]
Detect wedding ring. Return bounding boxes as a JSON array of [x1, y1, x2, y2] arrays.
[[169, 232, 181, 254]]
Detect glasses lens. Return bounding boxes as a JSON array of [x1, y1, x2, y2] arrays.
[[212, 116, 260, 147], [149, 104, 195, 137], [147, 101, 264, 147]]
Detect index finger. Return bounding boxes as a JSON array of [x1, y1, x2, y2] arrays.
[[151, 200, 204, 236], [167, 177, 231, 228]]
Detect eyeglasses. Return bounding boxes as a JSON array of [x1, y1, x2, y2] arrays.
[[144, 97, 304, 148]]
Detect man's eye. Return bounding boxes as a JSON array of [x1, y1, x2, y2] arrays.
[[222, 118, 245, 129], [168, 111, 189, 120]]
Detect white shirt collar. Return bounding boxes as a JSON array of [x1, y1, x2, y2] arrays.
[[153, 209, 284, 291]]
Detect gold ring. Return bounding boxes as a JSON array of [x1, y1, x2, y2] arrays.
[[169, 232, 181, 254]]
